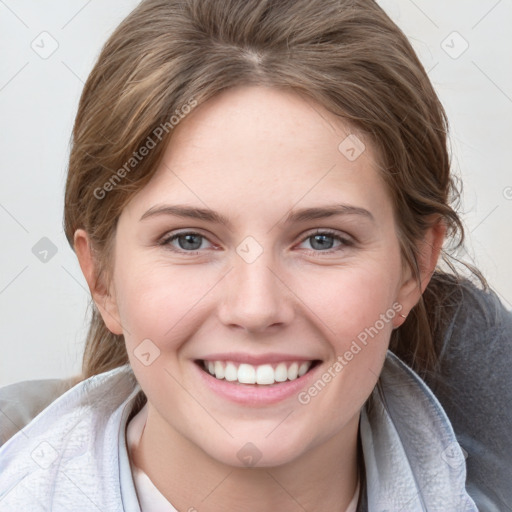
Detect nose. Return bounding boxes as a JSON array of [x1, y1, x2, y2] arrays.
[[217, 249, 295, 334]]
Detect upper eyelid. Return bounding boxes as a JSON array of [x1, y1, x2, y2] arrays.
[[159, 230, 217, 251], [160, 228, 211, 241], [298, 230, 354, 249], [160, 229, 353, 249]]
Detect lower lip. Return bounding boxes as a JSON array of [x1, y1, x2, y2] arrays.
[[193, 361, 321, 406]]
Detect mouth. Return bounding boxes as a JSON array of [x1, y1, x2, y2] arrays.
[[195, 359, 322, 386]]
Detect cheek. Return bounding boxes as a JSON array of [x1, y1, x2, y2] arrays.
[[297, 261, 401, 340], [113, 259, 213, 350], [293, 260, 401, 401]]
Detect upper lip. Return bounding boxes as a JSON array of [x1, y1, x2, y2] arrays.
[[197, 353, 320, 365]]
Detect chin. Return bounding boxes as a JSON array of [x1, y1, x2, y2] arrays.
[[199, 434, 311, 469]]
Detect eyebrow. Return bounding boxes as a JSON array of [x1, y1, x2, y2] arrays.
[[139, 204, 374, 226]]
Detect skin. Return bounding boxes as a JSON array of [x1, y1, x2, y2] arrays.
[[75, 85, 445, 511]]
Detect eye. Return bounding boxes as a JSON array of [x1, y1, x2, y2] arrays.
[[158, 229, 354, 256], [297, 230, 354, 254], [159, 231, 214, 253]]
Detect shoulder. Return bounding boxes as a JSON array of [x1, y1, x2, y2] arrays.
[[427, 277, 511, 392], [0, 376, 77, 447], [424, 278, 512, 511], [362, 351, 478, 511], [0, 365, 142, 510]]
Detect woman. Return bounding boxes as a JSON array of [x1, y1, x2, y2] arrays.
[[0, 0, 510, 510]]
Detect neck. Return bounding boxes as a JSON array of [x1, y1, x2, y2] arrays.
[[131, 403, 361, 512]]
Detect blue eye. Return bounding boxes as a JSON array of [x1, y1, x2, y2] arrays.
[[160, 232, 212, 253], [298, 230, 353, 254], [159, 229, 353, 255], [308, 233, 337, 250]]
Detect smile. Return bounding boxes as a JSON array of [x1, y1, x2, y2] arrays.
[[198, 359, 319, 385]]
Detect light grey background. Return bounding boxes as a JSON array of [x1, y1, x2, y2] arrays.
[[0, 0, 511, 386]]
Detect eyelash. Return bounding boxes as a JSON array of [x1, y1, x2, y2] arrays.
[[158, 229, 354, 256]]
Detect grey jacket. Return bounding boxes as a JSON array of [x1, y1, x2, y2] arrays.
[[0, 280, 510, 511]]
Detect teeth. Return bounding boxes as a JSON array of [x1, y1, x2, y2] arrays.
[[238, 364, 256, 384], [214, 361, 225, 379], [274, 363, 288, 382], [298, 362, 309, 377], [225, 362, 238, 382], [202, 360, 313, 385], [287, 362, 298, 380], [256, 364, 274, 385]]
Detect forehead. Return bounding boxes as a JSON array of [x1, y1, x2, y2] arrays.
[[123, 85, 393, 223], [167, 85, 372, 167]]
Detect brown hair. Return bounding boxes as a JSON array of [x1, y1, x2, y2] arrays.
[[64, 0, 486, 381]]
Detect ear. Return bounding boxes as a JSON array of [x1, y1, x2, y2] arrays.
[[73, 229, 124, 335], [393, 218, 447, 328]]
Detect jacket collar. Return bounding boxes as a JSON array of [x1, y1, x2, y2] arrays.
[[360, 351, 477, 511], [0, 352, 477, 511]]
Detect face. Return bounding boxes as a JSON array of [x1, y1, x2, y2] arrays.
[[88, 86, 420, 467]]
